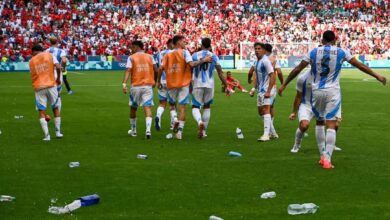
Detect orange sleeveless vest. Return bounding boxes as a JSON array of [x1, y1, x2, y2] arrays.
[[130, 53, 155, 86], [163, 49, 192, 89], [29, 52, 56, 91]]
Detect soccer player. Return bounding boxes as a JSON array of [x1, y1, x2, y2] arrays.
[[158, 35, 212, 140], [122, 40, 158, 139], [155, 39, 176, 131], [279, 30, 387, 169], [191, 38, 228, 138], [225, 71, 247, 93], [248, 43, 276, 142], [29, 44, 63, 141]]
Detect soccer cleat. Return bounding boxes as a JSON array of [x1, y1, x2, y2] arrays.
[[146, 131, 151, 139], [203, 131, 208, 138], [249, 88, 256, 97], [175, 132, 182, 140], [319, 155, 326, 165], [197, 121, 205, 139], [242, 89, 248, 93], [172, 120, 179, 134], [55, 132, 63, 139], [128, 129, 137, 137], [270, 133, 279, 139], [290, 145, 300, 153], [43, 135, 51, 141], [257, 134, 270, 142], [322, 159, 334, 169], [68, 90, 73, 95], [155, 117, 161, 131]]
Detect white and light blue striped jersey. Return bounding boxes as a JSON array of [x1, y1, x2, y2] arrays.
[[303, 45, 353, 90], [45, 47, 66, 81], [252, 56, 274, 94], [156, 49, 172, 85], [192, 50, 220, 89], [296, 69, 312, 105]]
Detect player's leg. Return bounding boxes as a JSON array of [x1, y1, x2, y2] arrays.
[[201, 88, 214, 138], [63, 74, 72, 94], [312, 89, 327, 163], [144, 106, 153, 139], [269, 89, 278, 139], [291, 104, 313, 153], [155, 86, 168, 131], [168, 89, 179, 134], [257, 94, 272, 142], [175, 86, 190, 139], [191, 87, 204, 138], [35, 89, 50, 140], [128, 88, 139, 137], [141, 87, 154, 139], [48, 87, 62, 138]]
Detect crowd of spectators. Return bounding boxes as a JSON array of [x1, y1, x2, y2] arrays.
[[0, 0, 389, 62]]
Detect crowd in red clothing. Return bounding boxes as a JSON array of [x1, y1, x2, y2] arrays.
[[0, 0, 389, 62]]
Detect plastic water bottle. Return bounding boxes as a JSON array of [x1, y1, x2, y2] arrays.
[[228, 151, 242, 157], [137, 154, 148, 159], [288, 203, 319, 215], [14, 115, 24, 119], [209, 215, 224, 220], [166, 133, 173, 139], [0, 195, 16, 202], [236, 128, 244, 139], [260, 191, 276, 199], [68, 162, 80, 168]]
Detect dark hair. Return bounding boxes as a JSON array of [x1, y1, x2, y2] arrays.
[[172, 35, 184, 45], [263, 43, 273, 53], [226, 71, 231, 74], [32, 44, 44, 52], [167, 38, 173, 45], [254, 42, 263, 48], [323, 30, 336, 43], [132, 40, 144, 49], [49, 37, 58, 45], [201, 38, 211, 49]]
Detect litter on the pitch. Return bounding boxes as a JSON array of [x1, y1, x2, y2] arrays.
[[260, 191, 276, 199], [68, 162, 80, 168], [137, 154, 148, 159], [166, 133, 173, 139], [0, 195, 15, 202], [334, 146, 342, 151], [209, 215, 224, 220], [288, 203, 319, 215], [228, 151, 242, 157], [48, 194, 100, 215], [14, 115, 24, 119], [236, 128, 244, 139], [304, 132, 309, 137]]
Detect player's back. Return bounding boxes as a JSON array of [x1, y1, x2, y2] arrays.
[[308, 45, 352, 90], [163, 49, 192, 89], [296, 69, 312, 105], [192, 50, 219, 88], [46, 47, 66, 63], [130, 52, 155, 87], [29, 52, 56, 91]]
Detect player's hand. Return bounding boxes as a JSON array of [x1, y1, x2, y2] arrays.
[[376, 75, 387, 85], [202, 56, 213, 63], [278, 85, 286, 96], [264, 92, 270, 98], [289, 112, 296, 120], [123, 87, 127, 94]]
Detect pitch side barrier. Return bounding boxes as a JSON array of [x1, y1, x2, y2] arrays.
[[0, 55, 389, 72]]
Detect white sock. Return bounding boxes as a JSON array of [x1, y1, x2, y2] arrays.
[[39, 118, 49, 137], [145, 117, 152, 132], [325, 129, 336, 161], [178, 120, 185, 134], [170, 109, 177, 125], [263, 114, 271, 136], [57, 98, 62, 112], [294, 128, 304, 147], [130, 118, 136, 130], [192, 108, 202, 125], [315, 125, 326, 155], [270, 117, 276, 135], [156, 106, 164, 119], [202, 108, 211, 130], [54, 117, 61, 133]]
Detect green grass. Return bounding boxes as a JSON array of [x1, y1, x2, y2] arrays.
[[0, 69, 389, 220]]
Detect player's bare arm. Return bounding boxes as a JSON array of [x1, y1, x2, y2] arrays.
[[153, 64, 158, 87], [188, 56, 212, 68], [216, 65, 228, 86], [55, 63, 61, 85], [122, 68, 131, 94], [276, 68, 283, 84], [157, 66, 164, 89], [278, 60, 309, 96], [348, 58, 387, 85], [61, 57, 67, 72], [289, 91, 302, 120], [248, 66, 254, 84]]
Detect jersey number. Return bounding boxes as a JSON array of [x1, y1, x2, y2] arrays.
[[200, 63, 209, 71], [320, 56, 330, 76]]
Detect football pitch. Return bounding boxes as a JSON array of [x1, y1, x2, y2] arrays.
[[0, 69, 389, 219]]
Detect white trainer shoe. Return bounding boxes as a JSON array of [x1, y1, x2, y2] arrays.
[[56, 132, 63, 139], [270, 133, 279, 139], [128, 129, 137, 137], [290, 145, 300, 153], [257, 134, 270, 142], [43, 135, 51, 141], [175, 132, 182, 140]]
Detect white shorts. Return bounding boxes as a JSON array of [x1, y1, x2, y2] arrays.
[[129, 86, 154, 108], [192, 87, 214, 107], [35, 87, 59, 111], [168, 85, 190, 105], [257, 88, 276, 107], [312, 88, 341, 121], [158, 84, 168, 101], [298, 103, 314, 122]]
